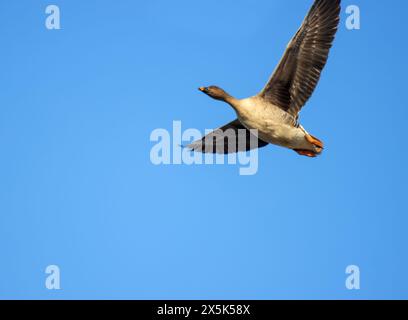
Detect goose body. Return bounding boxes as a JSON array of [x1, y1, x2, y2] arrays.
[[232, 97, 315, 152], [188, 0, 340, 157]]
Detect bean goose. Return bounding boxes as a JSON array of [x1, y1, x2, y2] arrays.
[[188, 0, 341, 157]]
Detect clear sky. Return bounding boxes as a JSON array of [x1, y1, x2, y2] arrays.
[[0, 0, 407, 299]]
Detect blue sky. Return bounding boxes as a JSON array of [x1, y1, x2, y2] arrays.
[[0, 0, 407, 299]]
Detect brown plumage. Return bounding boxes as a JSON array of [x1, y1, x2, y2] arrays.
[[260, 0, 341, 118], [189, 0, 341, 156]]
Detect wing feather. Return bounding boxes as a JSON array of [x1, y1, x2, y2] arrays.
[[187, 119, 268, 154], [259, 0, 341, 117]]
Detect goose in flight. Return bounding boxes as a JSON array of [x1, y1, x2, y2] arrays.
[[188, 0, 341, 157]]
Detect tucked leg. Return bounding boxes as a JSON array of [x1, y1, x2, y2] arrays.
[[305, 134, 324, 149], [294, 149, 318, 158]]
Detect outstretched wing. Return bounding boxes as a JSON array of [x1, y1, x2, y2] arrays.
[[187, 119, 269, 154], [259, 0, 341, 117]]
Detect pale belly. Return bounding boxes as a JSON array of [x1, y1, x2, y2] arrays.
[[239, 116, 314, 151], [235, 98, 316, 151]]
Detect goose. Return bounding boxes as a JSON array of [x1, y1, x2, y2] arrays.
[[188, 0, 341, 157]]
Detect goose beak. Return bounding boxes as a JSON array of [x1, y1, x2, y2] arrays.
[[199, 87, 206, 92]]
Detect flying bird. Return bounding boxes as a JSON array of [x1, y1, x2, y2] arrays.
[[188, 0, 341, 157]]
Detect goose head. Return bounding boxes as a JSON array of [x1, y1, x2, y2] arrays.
[[199, 86, 231, 102]]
